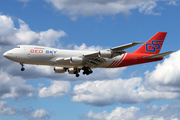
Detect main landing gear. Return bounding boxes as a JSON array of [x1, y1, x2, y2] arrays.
[[74, 70, 80, 77], [82, 66, 93, 75], [74, 67, 93, 77], [20, 63, 25, 71]]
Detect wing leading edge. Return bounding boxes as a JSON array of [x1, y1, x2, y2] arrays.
[[83, 42, 143, 58]]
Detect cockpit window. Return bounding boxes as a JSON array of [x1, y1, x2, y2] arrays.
[[17, 46, 20, 48]]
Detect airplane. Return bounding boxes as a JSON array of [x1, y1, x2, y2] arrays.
[[3, 32, 174, 77]]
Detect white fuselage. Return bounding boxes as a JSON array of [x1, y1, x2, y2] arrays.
[[3, 45, 123, 68]]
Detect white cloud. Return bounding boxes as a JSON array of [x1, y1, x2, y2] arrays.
[[167, 0, 178, 5], [0, 15, 66, 47], [85, 107, 139, 120], [38, 29, 66, 47], [139, 2, 161, 15], [145, 50, 180, 92], [74, 43, 102, 51], [0, 71, 35, 101], [71, 76, 180, 106], [0, 101, 18, 115], [0, 101, 52, 119], [71, 77, 144, 106], [45, 0, 162, 20], [0, 15, 14, 37], [38, 81, 71, 98], [82, 104, 180, 120], [28, 109, 52, 120], [12, 19, 39, 45]]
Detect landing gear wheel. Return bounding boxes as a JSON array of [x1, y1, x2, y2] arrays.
[[21, 68, 25, 71], [76, 74, 80, 77]]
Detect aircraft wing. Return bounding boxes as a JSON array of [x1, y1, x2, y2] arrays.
[[109, 42, 143, 52], [56, 42, 143, 68], [56, 55, 106, 68], [84, 42, 142, 58]]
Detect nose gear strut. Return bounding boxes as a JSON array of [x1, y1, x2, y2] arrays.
[[20, 63, 25, 71]]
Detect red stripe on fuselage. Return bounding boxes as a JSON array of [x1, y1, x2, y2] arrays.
[[117, 53, 163, 67], [110, 60, 119, 68], [107, 60, 116, 68], [112, 53, 126, 68]]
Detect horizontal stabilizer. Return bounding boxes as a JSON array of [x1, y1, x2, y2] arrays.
[[143, 51, 175, 59]]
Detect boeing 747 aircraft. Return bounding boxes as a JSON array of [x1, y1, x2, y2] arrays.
[[3, 32, 174, 77]]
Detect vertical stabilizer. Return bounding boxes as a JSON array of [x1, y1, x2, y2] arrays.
[[133, 32, 167, 54]]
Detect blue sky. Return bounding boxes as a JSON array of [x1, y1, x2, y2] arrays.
[[0, 0, 180, 120]]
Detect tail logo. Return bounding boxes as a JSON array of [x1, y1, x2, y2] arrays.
[[146, 40, 163, 52]]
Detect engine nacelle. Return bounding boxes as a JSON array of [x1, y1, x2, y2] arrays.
[[68, 68, 80, 74], [98, 51, 112, 58], [54, 67, 67, 73], [70, 57, 83, 64], [68, 68, 75, 74]]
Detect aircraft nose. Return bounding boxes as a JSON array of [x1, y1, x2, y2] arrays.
[[3, 51, 14, 59], [3, 52, 8, 58]]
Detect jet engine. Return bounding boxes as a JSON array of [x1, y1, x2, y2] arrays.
[[98, 51, 112, 58], [68, 68, 75, 74], [68, 68, 80, 74], [54, 67, 67, 73], [70, 57, 83, 64]]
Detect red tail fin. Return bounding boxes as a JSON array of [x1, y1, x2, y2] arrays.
[[133, 32, 167, 54]]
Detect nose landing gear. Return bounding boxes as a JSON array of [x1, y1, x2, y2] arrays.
[[20, 63, 25, 71]]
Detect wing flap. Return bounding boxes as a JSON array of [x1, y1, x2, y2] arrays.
[[143, 51, 174, 59], [83, 57, 106, 68]]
